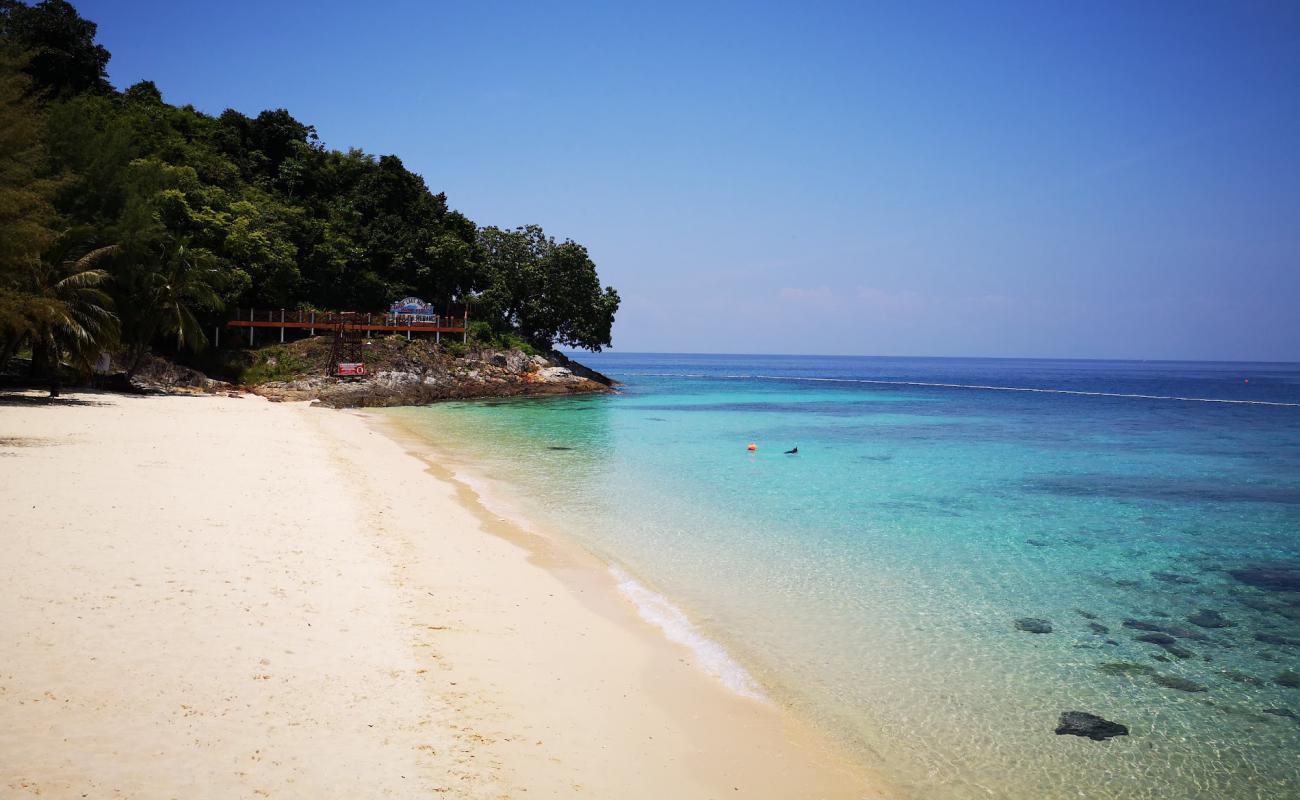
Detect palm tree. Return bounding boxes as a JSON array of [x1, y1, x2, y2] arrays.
[[121, 238, 225, 380], [0, 239, 120, 396]]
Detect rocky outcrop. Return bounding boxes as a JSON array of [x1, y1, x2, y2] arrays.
[[251, 346, 613, 408]]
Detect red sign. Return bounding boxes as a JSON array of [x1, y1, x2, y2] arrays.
[[337, 363, 365, 376]]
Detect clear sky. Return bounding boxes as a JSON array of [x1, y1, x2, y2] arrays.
[[75, 0, 1300, 360]]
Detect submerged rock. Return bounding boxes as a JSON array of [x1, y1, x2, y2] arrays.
[[1122, 619, 1206, 640], [1152, 571, 1198, 584], [1074, 609, 1100, 620], [1054, 711, 1129, 741], [1097, 662, 1155, 677], [1229, 566, 1300, 592], [1255, 632, 1300, 648], [1152, 674, 1208, 692], [1134, 632, 1195, 658], [1015, 617, 1054, 634], [1219, 669, 1264, 685], [1275, 670, 1300, 688], [1135, 632, 1177, 646], [1188, 609, 1233, 629], [1025, 538, 1050, 547], [1089, 622, 1111, 635], [1262, 707, 1297, 719]]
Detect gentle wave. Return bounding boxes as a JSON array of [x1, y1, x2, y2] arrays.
[[610, 565, 767, 701], [624, 372, 1300, 407], [455, 465, 768, 701]]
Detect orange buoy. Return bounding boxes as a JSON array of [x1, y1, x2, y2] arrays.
[[747, 442, 758, 451]]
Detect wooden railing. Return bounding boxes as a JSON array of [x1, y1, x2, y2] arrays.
[[227, 308, 466, 332]]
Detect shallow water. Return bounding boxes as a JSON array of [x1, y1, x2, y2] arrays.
[[384, 355, 1300, 799]]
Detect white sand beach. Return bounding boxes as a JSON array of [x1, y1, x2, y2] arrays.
[[0, 391, 880, 799]]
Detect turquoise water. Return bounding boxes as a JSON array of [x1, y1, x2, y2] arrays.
[[384, 355, 1300, 799]]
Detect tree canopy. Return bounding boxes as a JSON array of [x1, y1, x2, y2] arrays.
[[0, 0, 619, 380]]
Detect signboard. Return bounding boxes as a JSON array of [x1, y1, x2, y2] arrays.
[[390, 296, 434, 315], [337, 363, 366, 377]]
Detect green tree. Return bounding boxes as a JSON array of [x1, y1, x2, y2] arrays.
[[117, 237, 225, 379], [0, 0, 110, 98], [0, 44, 58, 285], [476, 225, 619, 351], [4, 238, 119, 395]]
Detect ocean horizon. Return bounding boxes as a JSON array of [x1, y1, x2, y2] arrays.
[[384, 352, 1300, 799]]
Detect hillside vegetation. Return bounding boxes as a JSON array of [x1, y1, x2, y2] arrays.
[[0, 0, 619, 393]]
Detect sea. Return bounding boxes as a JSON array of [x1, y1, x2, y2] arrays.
[[382, 354, 1300, 799]]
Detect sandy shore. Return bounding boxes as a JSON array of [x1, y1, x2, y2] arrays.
[[0, 391, 882, 799]]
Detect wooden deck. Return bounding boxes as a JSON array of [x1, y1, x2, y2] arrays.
[[223, 308, 467, 345]]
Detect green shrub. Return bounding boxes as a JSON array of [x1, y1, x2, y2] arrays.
[[238, 346, 314, 384]]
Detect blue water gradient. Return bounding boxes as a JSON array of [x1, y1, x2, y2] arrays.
[[384, 355, 1300, 799]]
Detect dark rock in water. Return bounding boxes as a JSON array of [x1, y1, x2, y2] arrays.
[[1089, 622, 1111, 635], [1015, 617, 1054, 634], [1025, 539, 1049, 547], [1229, 566, 1300, 592], [1074, 608, 1099, 620], [1188, 609, 1233, 629], [1134, 632, 1194, 658], [1238, 596, 1279, 613], [1275, 670, 1300, 688], [1152, 674, 1208, 692], [1124, 619, 1168, 632], [1152, 571, 1198, 584], [1255, 632, 1300, 648], [1055, 711, 1129, 741], [546, 446, 574, 451], [1097, 661, 1154, 676], [1135, 632, 1178, 646], [1262, 707, 1297, 719], [1150, 610, 1171, 618], [1219, 669, 1264, 685], [1122, 619, 1207, 640]]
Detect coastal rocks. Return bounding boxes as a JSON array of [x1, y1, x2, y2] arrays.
[[1151, 674, 1208, 692], [1015, 617, 1054, 634], [1188, 609, 1233, 629], [1275, 670, 1300, 688], [1262, 707, 1297, 719], [1228, 566, 1300, 592], [1054, 711, 1129, 741], [1088, 622, 1111, 635]]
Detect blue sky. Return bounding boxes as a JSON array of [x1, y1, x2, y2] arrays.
[[76, 0, 1300, 360]]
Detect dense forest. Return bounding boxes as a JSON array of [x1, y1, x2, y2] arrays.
[[0, 0, 619, 387]]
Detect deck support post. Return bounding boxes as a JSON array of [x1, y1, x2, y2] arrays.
[[407, 328, 411, 341], [436, 330, 440, 344], [367, 313, 371, 338], [280, 308, 285, 343], [214, 326, 220, 348], [248, 307, 254, 346]]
